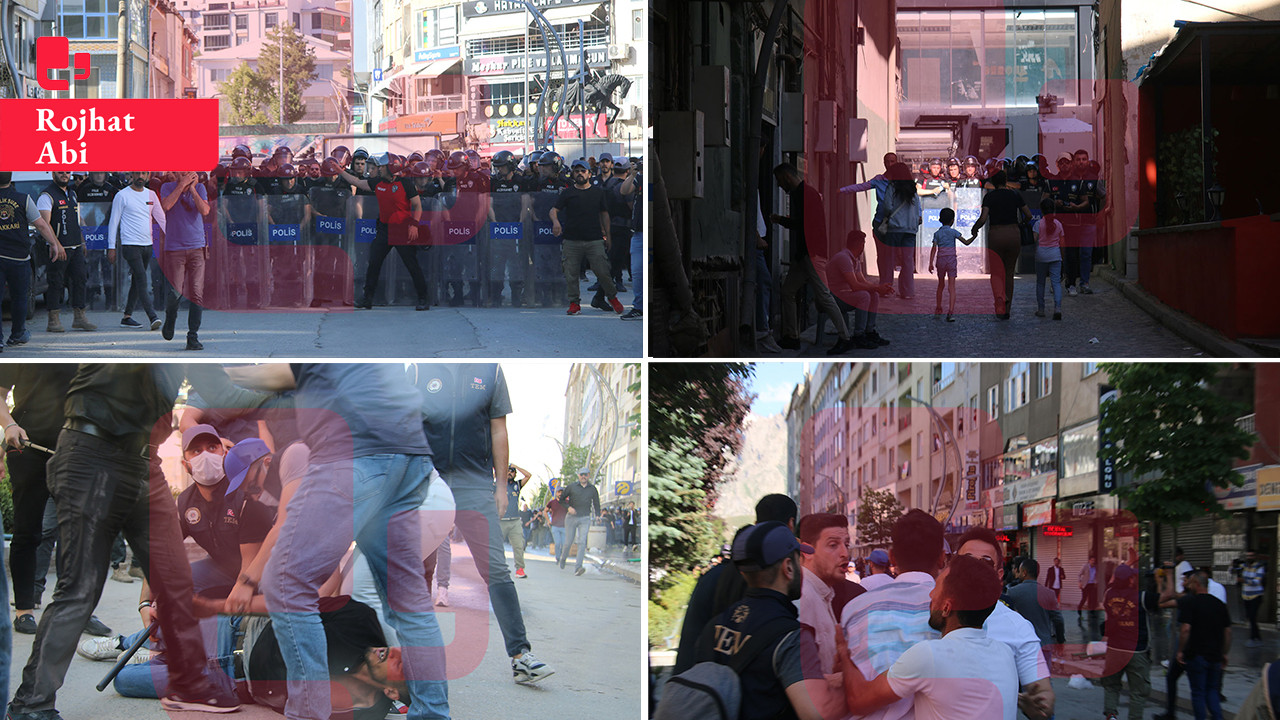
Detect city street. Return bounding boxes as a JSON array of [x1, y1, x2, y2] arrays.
[[9, 538, 641, 719], [761, 270, 1203, 358], [4, 285, 641, 358]]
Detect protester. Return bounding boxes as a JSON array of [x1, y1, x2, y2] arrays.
[[859, 549, 894, 592], [968, 170, 1032, 319], [1101, 564, 1151, 720]]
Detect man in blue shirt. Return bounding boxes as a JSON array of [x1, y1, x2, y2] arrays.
[[159, 171, 211, 350]]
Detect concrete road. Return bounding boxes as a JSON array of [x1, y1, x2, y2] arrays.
[[7, 539, 642, 719], [7, 287, 641, 359]]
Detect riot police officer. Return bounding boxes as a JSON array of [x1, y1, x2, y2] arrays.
[[308, 157, 355, 307], [338, 153, 430, 311], [529, 151, 567, 306], [488, 150, 530, 307], [78, 171, 118, 309], [38, 171, 96, 332]]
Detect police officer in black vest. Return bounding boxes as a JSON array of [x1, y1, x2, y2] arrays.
[[37, 171, 97, 333], [0, 173, 61, 347], [488, 151, 530, 307]]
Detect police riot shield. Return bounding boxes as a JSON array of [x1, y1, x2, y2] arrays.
[[952, 186, 986, 276], [263, 192, 313, 308], [529, 186, 563, 307], [308, 186, 356, 308], [433, 184, 482, 307], [486, 188, 531, 307], [215, 191, 267, 310], [77, 201, 119, 312]]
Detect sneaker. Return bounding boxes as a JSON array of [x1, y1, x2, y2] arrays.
[[7, 330, 29, 345], [851, 335, 880, 350], [934, 305, 943, 316], [1080, 284, 1094, 295], [77, 636, 123, 662], [758, 336, 782, 354], [621, 308, 642, 321], [6, 709, 65, 720], [161, 312, 176, 340], [609, 297, 625, 314], [127, 647, 154, 665], [119, 316, 142, 328], [148, 317, 162, 331], [515, 567, 527, 579], [590, 294, 612, 312], [826, 337, 854, 356], [83, 616, 112, 637], [1067, 285, 1079, 297], [1034, 309, 1045, 318], [185, 336, 204, 351], [1053, 310, 1062, 321], [946, 314, 955, 323], [586, 282, 600, 292], [13, 614, 36, 634], [160, 685, 241, 714], [128, 565, 145, 579], [574, 566, 586, 576], [566, 302, 581, 315], [435, 587, 449, 607], [355, 295, 373, 310], [778, 336, 801, 350], [1105, 713, 1118, 720], [415, 298, 430, 311], [511, 651, 555, 685], [863, 330, 890, 347], [111, 566, 135, 584]]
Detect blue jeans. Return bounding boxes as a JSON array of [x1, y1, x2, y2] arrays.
[[264, 455, 448, 720], [630, 231, 643, 309], [0, 255, 31, 340], [1185, 655, 1223, 720], [0, 513, 12, 707], [551, 526, 565, 560], [447, 486, 530, 658], [114, 616, 239, 699], [564, 515, 592, 571], [1036, 260, 1062, 311], [190, 557, 237, 594]]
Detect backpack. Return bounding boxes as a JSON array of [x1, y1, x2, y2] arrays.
[[654, 616, 799, 720]]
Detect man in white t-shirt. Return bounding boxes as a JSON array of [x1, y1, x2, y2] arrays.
[[837, 554, 1019, 720], [106, 172, 166, 330], [1174, 547, 1194, 594]]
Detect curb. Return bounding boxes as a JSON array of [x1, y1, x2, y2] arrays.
[[588, 552, 642, 584], [1094, 267, 1261, 358]]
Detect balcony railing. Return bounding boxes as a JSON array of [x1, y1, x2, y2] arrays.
[[415, 95, 463, 112]]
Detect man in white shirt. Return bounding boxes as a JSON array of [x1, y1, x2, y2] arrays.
[[839, 509, 946, 720], [107, 172, 165, 330], [1174, 547, 1194, 594], [953, 527, 1055, 720], [859, 549, 894, 592], [837, 553, 1019, 720], [795, 513, 852, 676]]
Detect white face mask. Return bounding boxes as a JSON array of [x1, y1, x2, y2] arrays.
[[188, 450, 224, 486]]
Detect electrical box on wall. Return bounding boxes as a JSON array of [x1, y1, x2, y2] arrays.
[[849, 118, 869, 163], [814, 100, 838, 153], [657, 111, 704, 199], [780, 92, 804, 153], [693, 66, 731, 147]]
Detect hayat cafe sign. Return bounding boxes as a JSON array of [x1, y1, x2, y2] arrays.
[[464, 0, 598, 18], [466, 47, 610, 76]]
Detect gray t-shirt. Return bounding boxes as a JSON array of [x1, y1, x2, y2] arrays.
[[292, 364, 431, 464]]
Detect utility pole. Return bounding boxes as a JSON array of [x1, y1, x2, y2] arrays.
[[117, 0, 129, 98], [279, 26, 284, 125], [0, 0, 21, 98]]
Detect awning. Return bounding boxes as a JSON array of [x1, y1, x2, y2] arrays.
[[535, 3, 603, 25], [1038, 117, 1093, 134], [415, 58, 462, 79], [458, 13, 523, 38]]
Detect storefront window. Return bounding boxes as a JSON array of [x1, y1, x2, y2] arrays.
[[899, 7, 1080, 109]]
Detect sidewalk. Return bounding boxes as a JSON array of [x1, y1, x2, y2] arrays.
[[1055, 609, 1275, 720], [521, 541, 642, 584]]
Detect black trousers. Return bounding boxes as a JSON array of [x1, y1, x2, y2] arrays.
[[45, 244, 87, 311], [7, 448, 52, 610], [363, 225, 428, 301], [10, 430, 216, 713], [121, 244, 156, 320]]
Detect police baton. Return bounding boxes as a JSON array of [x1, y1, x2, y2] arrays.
[[20, 439, 54, 455], [96, 619, 157, 692]]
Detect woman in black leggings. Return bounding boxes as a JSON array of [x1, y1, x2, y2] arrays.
[[968, 170, 1032, 319]]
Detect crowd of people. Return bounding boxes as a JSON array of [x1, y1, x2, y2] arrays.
[[757, 148, 1105, 354], [0, 362, 567, 720], [656, 494, 1265, 720], [0, 145, 643, 351]]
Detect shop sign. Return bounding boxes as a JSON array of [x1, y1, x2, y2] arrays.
[[1043, 524, 1073, 537], [998, 502, 1018, 532], [1214, 463, 1260, 510], [464, 0, 598, 18], [1059, 420, 1100, 498], [464, 47, 610, 76], [413, 46, 460, 64], [1003, 472, 1056, 505], [1023, 499, 1054, 527], [1255, 465, 1280, 510]]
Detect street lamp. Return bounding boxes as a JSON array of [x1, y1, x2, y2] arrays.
[[1175, 191, 1188, 220], [1208, 183, 1226, 222]]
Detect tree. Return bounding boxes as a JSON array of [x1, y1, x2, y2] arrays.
[[559, 443, 590, 487], [259, 23, 318, 124], [856, 486, 904, 549], [648, 363, 754, 585], [218, 63, 273, 125], [1099, 363, 1256, 527]]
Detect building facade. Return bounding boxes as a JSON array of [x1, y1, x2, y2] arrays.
[[149, 0, 198, 98], [563, 363, 640, 510]]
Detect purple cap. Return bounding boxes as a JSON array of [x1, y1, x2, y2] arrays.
[[732, 521, 813, 570], [181, 424, 221, 452], [869, 549, 890, 566], [223, 438, 270, 495]]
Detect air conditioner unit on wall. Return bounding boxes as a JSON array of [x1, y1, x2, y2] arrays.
[[607, 44, 631, 61]]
